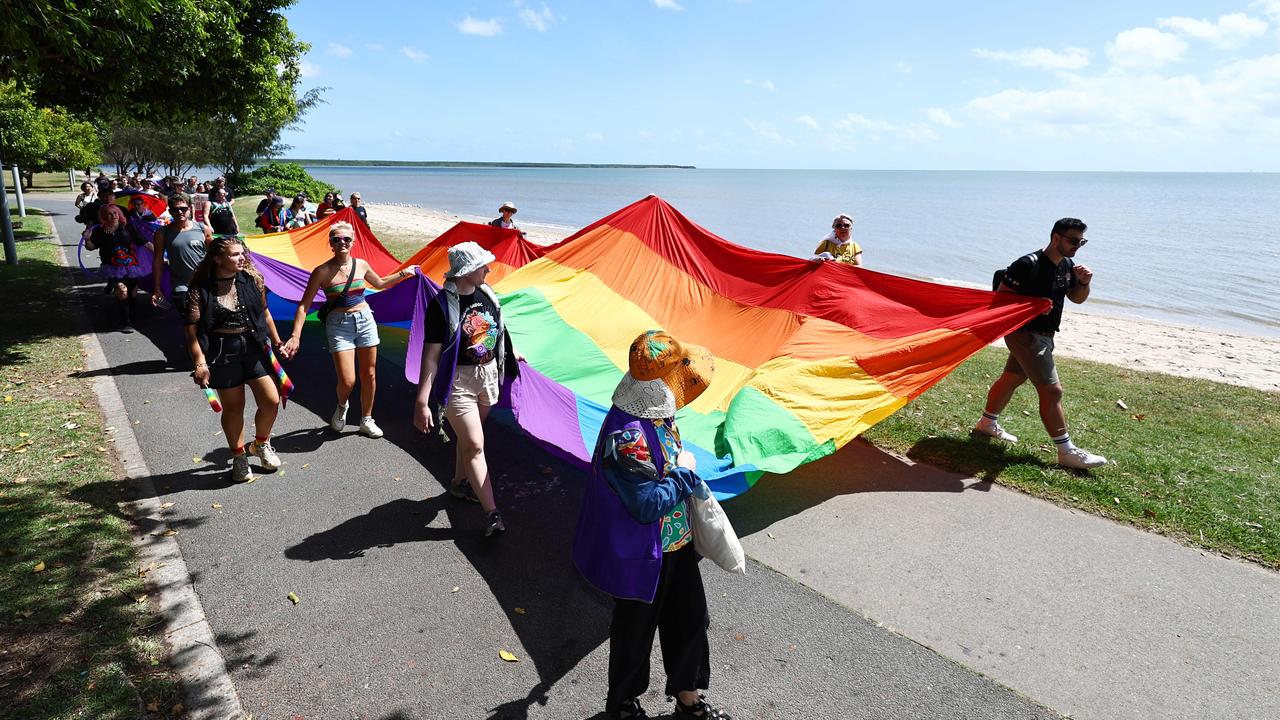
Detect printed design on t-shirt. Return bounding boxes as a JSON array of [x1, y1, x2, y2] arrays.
[[459, 302, 499, 362], [111, 244, 139, 267]]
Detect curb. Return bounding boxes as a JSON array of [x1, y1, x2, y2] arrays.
[[46, 217, 247, 720]]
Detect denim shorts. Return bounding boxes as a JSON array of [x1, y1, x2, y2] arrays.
[[325, 307, 380, 352]]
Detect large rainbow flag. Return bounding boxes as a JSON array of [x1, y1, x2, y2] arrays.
[[247, 198, 1047, 498]]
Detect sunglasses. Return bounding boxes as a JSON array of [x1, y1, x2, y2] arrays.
[[834, 223, 852, 229], [1065, 237, 1088, 247], [331, 236, 354, 244], [172, 206, 189, 212]]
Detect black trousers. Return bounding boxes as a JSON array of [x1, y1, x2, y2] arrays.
[[606, 543, 711, 711]]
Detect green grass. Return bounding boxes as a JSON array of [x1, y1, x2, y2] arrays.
[[863, 346, 1280, 568], [0, 209, 182, 718]]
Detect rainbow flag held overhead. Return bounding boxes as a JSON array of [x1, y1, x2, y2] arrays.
[[245, 198, 1047, 498]]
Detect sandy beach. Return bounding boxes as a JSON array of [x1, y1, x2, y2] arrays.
[[367, 202, 1280, 394]]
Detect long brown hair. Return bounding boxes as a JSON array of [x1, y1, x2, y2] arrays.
[[189, 236, 264, 293]]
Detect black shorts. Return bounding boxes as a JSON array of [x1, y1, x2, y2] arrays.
[[207, 334, 271, 389]]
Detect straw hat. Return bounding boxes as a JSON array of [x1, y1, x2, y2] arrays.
[[499, 201, 518, 213], [444, 241, 497, 278], [611, 330, 714, 419]]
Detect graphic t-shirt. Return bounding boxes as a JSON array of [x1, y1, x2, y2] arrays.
[[1003, 249, 1076, 333], [91, 226, 139, 268], [607, 418, 693, 553], [424, 290, 502, 365]]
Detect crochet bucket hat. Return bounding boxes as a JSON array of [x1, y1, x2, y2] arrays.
[[444, 241, 497, 278], [611, 330, 715, 419]]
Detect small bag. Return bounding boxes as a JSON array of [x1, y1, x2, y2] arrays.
[[317, 257, 357, 323], [992, 268, 1006, 292], [689, 491, 746, 575]]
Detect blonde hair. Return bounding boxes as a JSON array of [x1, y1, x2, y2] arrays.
[[329, 221, 355, 239], [831, 213, 854, 229]]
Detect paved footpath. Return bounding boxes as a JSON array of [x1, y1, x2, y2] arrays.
[[45, 197, 1279, 720]]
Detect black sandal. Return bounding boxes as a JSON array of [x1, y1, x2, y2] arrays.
[[448, 481, 479, 503], [610, 698, 648, 720], [673, 694, 732, 720]]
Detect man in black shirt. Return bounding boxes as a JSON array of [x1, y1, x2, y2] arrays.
[[974, 218, 1107, 469]]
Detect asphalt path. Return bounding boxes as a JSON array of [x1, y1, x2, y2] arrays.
[[45, 197, 1060, 720]]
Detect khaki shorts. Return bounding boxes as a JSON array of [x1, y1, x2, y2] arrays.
[[1003, 329, 1059, 386], [444, 361, 500, 420]]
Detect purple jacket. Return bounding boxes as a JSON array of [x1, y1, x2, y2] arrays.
[[572, 407, 698, 603]]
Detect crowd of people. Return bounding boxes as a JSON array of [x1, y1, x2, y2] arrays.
[[75, 174, 1107, 718]]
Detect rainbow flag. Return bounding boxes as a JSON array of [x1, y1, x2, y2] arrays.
[[248, 198, 1046, 498]]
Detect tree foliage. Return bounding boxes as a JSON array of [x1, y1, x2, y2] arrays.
[[236, 162, 337, 200], [0, 81, 101, 187], [0, 0, 310, 126]]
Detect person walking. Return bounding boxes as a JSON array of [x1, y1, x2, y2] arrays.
[[207, 188, 239, 237], [281, 222, 413, 439], [412, 242, 521, 537], [151, 194, 212, 311], [974, 217, 1107, 470], [84, 204, 151, 333], [488, 201, 526, 236], [184, 236, 287, 483], [572, 330, 732, 720], [349, 192, 368, 225]]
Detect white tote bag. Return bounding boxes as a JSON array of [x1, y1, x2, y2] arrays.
[[689, 492, 746, 575]]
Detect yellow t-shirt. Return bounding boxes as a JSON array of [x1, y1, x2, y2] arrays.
[[814, 238, 863, 265]]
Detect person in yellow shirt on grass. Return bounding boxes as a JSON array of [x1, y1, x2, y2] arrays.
[[812, 213, 863, 266]]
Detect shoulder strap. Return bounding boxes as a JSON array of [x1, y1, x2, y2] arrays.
[[341, 257, 358, 295]]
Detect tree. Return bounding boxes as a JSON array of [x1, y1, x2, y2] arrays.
[[0, 0, 311, 128], [0, 81, 100, 188], [203, 87, 324, 181]]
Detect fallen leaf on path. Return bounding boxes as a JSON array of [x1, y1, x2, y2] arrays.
[[211, 503, 223, 509], [170, 704, 183, 715], [734, 633, 746, 641], [450, 586, 460, 593], [160, 502, 175, 509], [766, 532, 775, 539], [498, 650, 519, 662], [287, 592, 300, 605], [33, 561, 45, 573], [1131, 413, 1146, 421], [514, 607, 526, 615], [301, 463, 310, 469], [193, 457, 201, 464], [134, 594, 148, 604], [394, 476, 401, 482], [162, 530, 178, 537]]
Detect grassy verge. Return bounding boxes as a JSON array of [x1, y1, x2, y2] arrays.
[[0, 209, 183, 718], [863, 346, 1280, 568]]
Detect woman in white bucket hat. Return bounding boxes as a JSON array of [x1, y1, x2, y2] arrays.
[[413, 241, 522, 537]]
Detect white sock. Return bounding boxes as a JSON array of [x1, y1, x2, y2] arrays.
[[981, 411, 1000, 424], [1052, 433, 1076, 452], [361, 416, 373, 423]]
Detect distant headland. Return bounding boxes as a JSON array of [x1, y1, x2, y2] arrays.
[[282, 159, 697, 170]]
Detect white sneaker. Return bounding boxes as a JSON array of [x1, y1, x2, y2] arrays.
[[1058, 446, 1107, 470], [249, 440, 281, 470], [231, 454, 255, 483], [974, 420, 1018, 443], [358, 417, 384, 439], [330, 401, 348, 431]]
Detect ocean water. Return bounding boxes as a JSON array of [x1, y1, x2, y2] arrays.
[[302, 166, 1280, 338]]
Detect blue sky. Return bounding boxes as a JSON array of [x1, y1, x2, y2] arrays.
[[281, 0, 1280, 171]]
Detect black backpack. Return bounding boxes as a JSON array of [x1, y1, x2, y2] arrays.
[[991, 268, 1006, 291], [209, 205, 236, 235]]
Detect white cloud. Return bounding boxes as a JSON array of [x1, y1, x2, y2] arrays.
[[796, 115, 820, 130], [1106, 27, 1187, 70], [972, 46, 1091, 70], [895, 61, 913, 74], [367, 43, 384, 51], [299, 60, 321, 78], [654, 0, 683, 10], [326, 42, 353, 59], [744, 78, 777, 91], [459, 16, 503, 36], [925, 107, 960, 128], [828, 114, 939, 143], [400, 47, 429, 63], [519, 3, 556, 31], [744, 119, 791, 145], [965, 53, 1280, 142], [1158, 13, 1268, 49]]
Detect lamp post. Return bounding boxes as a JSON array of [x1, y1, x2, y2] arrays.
[[1, 136, 17, 265]]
